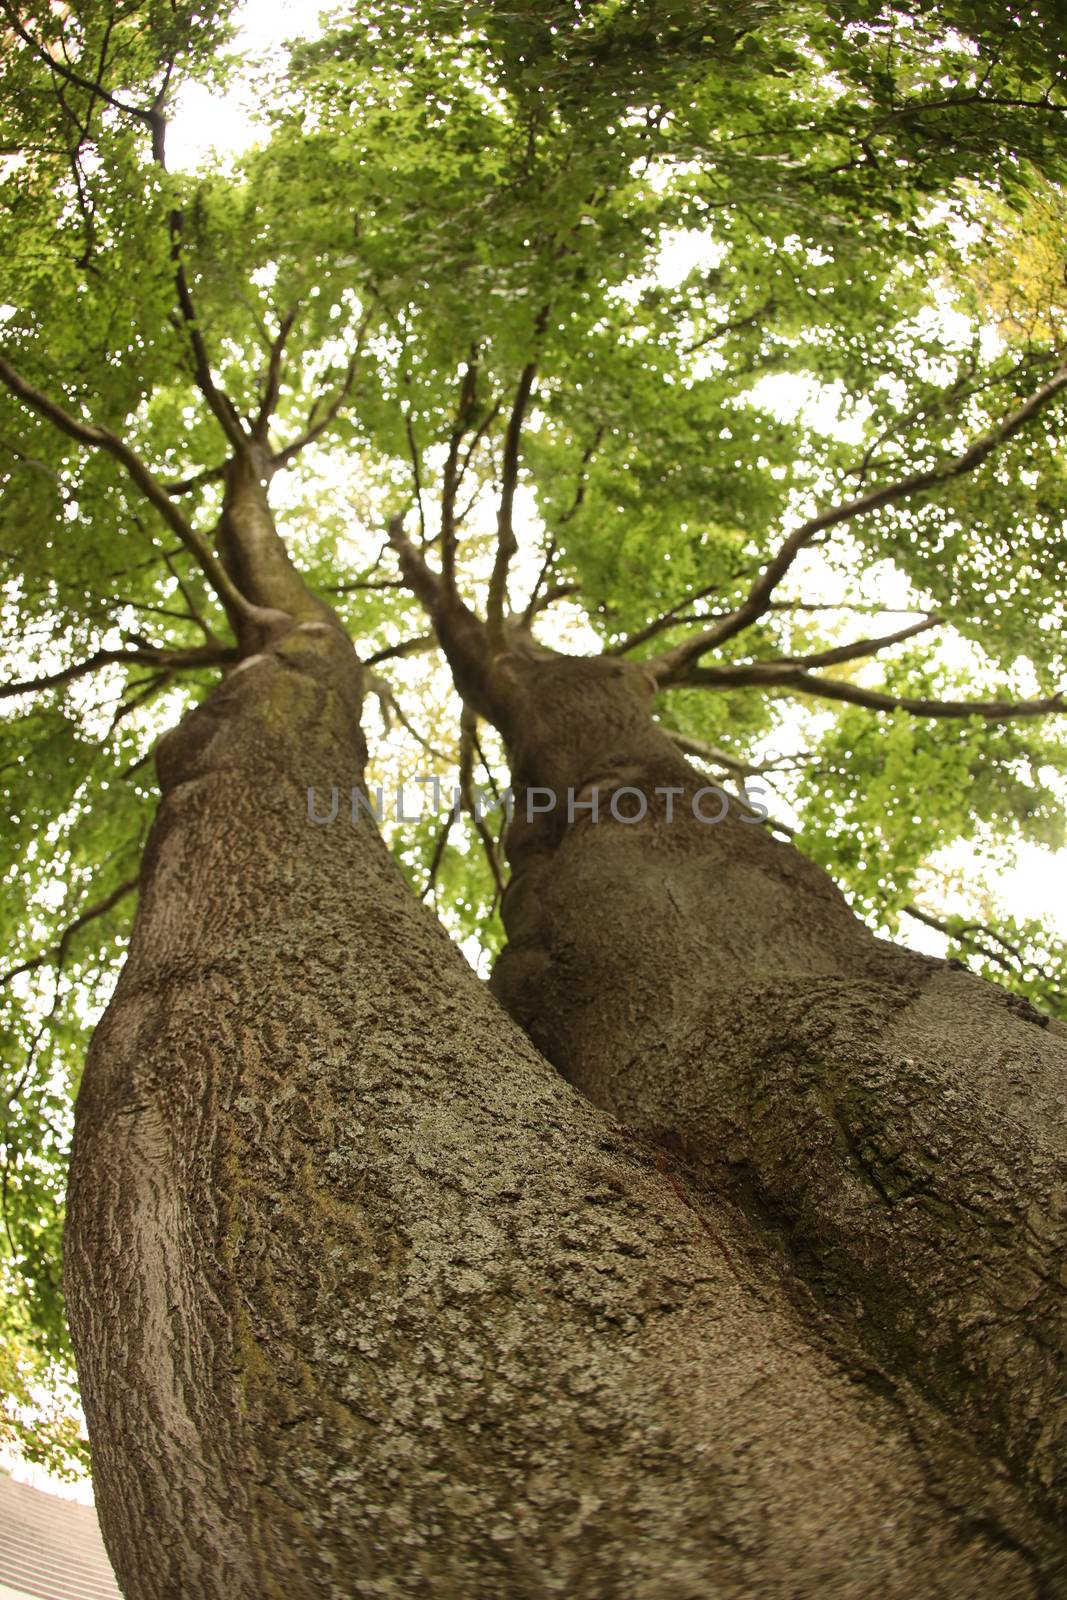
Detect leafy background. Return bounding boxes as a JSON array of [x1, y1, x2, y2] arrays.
[[1, 0, 1065, 1478]]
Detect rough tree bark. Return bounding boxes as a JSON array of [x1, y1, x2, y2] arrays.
[[385, 522, 1067, 1582], [64, 486, 1067, 1596], [464, 640, 1067, 1531]]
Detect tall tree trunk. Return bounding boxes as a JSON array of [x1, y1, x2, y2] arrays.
[[469, 647, 1067, 1542], [65, 503, 1066, 1594]]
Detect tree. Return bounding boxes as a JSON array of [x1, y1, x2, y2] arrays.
[[2, 0, 1067, 1592]]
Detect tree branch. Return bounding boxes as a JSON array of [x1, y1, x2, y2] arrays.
[[0, 3, 151, 128], [519, 536, 558, 629], [363, 635, 433, 668], [163, 462, 228, 496], [767, 600, 932, 616], [526, 581, 581, 617], [904, 903, 1034, 981], [0, 876, 139, 990], [271, 349, 363, 470], [754, 615, 940, 672], [455, 398, 501, 493], [557, 427, 603, 529], [685, 295, 777, 355], [387, 515, 492, 707], [662, 728, 814, 777], [515, 428, 600, 630], [403, 406, 427, 544], [651, 363, 1067, 683], [661, 729, 750, 775], [1, 640, 233, 701], [366, 673, 449, 764], [143, 112, 250, 453], [326, 577, 408, 596], [252, 306, 301, 442], [161, 550, 221, 644], [441, 351, 480, 590], [459, 704, 506, 903], [386, 514, 445, 614], [676, 661, 1066, 720], [0, 352, 254, 632], [0, 13, 244, 453], [486, 307, 549, 651], [104, 667, 175, 736], [609, 575, 746, 656], [486, 359, 538, 649], [421, 810, 457, 903]]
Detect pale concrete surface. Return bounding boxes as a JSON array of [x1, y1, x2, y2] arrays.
[[0, 1473, 120, 1599]]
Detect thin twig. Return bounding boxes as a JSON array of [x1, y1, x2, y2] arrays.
[[651, 364, 1067, 683], [1, 877, 139, 990], [0, 352, 253, 632]]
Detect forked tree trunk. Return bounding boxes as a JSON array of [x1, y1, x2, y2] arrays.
[[65, 614, 1067, 1598], [472, 648, 1067, 1538], [65, 500, 1067, 1595]]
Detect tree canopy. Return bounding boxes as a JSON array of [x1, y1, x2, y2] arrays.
[[1, 0, 1066, 1476]]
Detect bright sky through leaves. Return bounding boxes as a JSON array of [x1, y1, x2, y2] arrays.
[[164, 0, 1067, 950], [2, 0, 1067, 1488]]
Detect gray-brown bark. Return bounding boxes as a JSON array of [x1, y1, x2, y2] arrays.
[[469, 646, 1067, 1545], [64, 497, 1067, 1596]]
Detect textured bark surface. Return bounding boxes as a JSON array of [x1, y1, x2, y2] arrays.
[[64, 571, 1067, 1596], [482, 648, 1067, 1559]]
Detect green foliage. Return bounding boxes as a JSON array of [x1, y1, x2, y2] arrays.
[[930, 909, 1067, 1019], [0, 0, 1066, 1473], [795, 694, 1065, 920], [391, 809, 507, 966], [0, 1320, 89, 1479]]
